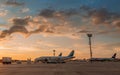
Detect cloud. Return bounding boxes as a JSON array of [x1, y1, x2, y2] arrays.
[[10, 16, 31, 26], [0, 9, 8, 16], [9, 25, 28, 34], [30, 25, 54, 34], [79, 5, 120, 26], [38, 8, 78, 19], [79, 6, 120, 35], [112, 20, 120, 29], [38, 7, 120, 28], [27, 16, 76, 36], [0, 26, 28, 38], [0, 16, 30, 39], [0, 5, 120, 39], [4, 0, 24, 6], [80, 7, 109, 24], [90, 9, 109, 24], [0, 30, 9, 38], [77, 30, 93, 33], [20, 8, 30, 13], [39, 9, 55, 18], [0, 16, 54, 39]]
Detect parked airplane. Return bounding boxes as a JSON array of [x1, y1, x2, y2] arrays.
[[90, 53, 118, 61], [34, 50, 75, 63]]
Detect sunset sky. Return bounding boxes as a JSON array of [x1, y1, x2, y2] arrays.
[[0, 0, 120, 60]]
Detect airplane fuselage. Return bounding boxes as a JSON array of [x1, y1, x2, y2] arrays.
[[90, 58, 116, 61], [34, 50, 75, 63], [35, 56, 74, 63]]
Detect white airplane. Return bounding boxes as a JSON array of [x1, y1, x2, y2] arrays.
[[34, 50, 75, 63], [90, 53, 118, 61]]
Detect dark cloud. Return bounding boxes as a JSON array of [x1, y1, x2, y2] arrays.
[[0, 16, 56, 39], [39, 8, 78, 18], [0, 5, 120, 39], [0, 30, 9, 38], [58, 8, 78, 17], [0, 26, 28, 38], [116, 22, 120, 28], [77, 30, 93, 33], [79, 6, 120, 34], [113, 20, 120, 28], [80, 7, 112, 24], [12, 17, 30, 26], [9, 25, 28, 34], [79, 6, 120, 25], [5, 0, 24, 6], [39, 6, 120, 26], [39, 9, 55, 18], [0, 17, 30, 38], [39, 7, 120, 27], [89, 8, 110, 24]]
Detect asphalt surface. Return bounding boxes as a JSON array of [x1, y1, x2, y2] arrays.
[[0, 62, 120, 75]]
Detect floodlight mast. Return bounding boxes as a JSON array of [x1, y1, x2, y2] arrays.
[[87, 34, 93, 61]]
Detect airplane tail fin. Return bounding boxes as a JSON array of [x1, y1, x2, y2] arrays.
[[58, 53, 62, 56], [68, 50, 74, 57], [112, 53, 117, 58]]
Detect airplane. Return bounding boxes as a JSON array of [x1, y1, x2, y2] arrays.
[[34, 50, 75, 63], [90, 53, 118, 62]]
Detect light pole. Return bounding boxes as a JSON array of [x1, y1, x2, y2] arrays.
[[87, 34, 93, 61], [53, 50, 56, 56]]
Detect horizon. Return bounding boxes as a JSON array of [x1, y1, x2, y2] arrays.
[[0, 0, 120, 60]]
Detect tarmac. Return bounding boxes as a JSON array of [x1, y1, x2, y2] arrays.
[[0, 62, 120, 75]]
